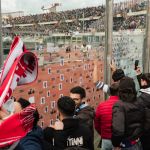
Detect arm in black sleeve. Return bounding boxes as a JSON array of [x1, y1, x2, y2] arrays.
[[112, 102, 125, 147], [43, 127, 54, 149], [137, 73, 142, 89]]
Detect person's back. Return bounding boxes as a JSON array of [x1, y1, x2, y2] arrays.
[[113, 100, 144, 141], [44, 118, 93, 150], [112, 77, 144, 150], [15, 126, 43, 150], [136, 73, 150, 150], [94, 83, 119, 150], [43, 96, 93, 150], [138, 92, 150, 150], [75, 104, 94, 132]]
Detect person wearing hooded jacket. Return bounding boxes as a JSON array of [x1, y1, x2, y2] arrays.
[[69, 86, 95, 130], [112, 77, 144, 150], [43, 96, 93, 150], [70, 86, 95, 150], [135, 67, 150, 150]]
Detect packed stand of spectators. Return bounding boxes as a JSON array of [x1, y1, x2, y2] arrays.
[[2, 6, 105, 25], [88, 14, 146, 32], [113, 0, 147, 15], [3, 14, 146, 35], [2, 5, 105, 34], [89, 17, 105, 32], [113, 15, 146, 31], [2, 1, 147, 35], [129, 0, 147, 12]]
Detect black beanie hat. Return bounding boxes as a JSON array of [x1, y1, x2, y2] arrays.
[[112, 69, 125, 82]]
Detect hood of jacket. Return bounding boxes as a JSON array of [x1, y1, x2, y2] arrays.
[[138, 89, 150, 107], [140, 87, 150, 95]]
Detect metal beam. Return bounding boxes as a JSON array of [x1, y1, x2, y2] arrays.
[[143, 0, 150, 73], [104, 0, 113, 86]]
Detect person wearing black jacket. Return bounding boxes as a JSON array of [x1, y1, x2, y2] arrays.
[[135, 67, 150, 150], [43, 96, 93, 150], [70, 86, 95, 133], [70, 86, 95, 150], [112, 77, 144, 150]]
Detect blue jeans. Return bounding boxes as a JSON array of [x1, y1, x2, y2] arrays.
[[121, 141, 143, 150], [101, 139, 113, 150]]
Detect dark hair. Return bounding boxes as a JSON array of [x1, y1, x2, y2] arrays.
[[112, 69, 125, 82], [18, 98, 30, 109], [110, 82, 119, 96], [141, 73, 150, 87], [17, 98, 40, 127], [118, 77, 137, 102], [57, 96, 75, 116], [70, 86, 86, 99]]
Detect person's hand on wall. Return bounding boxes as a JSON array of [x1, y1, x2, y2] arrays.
[[110, 60, 117, 73]]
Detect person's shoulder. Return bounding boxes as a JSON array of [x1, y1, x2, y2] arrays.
[[78, 123, 92, 133], [98, 98, 116, 107], [81, 105, 94, 111], [96, 101, 107, 111], [43, 126, 56, 143], [27, 126, 43, 137], [138, 92, 150, 107], [98, 100, 106, 105], [113, 100, 123, 108], [43, 126, 54, 131], [43, 127, 55, 137], [139, 92, 150, 99], [17, 126, 44, 150], [99, 99, 112, 105], [79, 105, 95, 115], [33, 125, 42, 132]]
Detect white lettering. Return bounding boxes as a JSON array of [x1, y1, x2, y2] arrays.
[[67, 136, 83, 146]]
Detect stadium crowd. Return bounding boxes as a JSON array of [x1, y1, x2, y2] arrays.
[[2, 6, 104, 25], [2, 0, 147, 36]]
